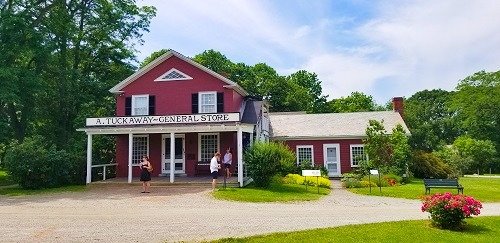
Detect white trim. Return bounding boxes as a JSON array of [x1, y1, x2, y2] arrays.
[[198, 133, 220, 163], [350, 144, 366, 167], [128, 133, 133, 183], [323, 143, 341, 177], [296, 145, 314, 165], [170, 132, 175, 183], [154, 68, 193, 81], [198, 91, 217, 114], [109, 50, 249, 96], [131, 94, 149, 116], [272, 136, 366, 141], [86, 134, 92, 184], [237, 126, 243, 187], [79, 123, 255, 135]]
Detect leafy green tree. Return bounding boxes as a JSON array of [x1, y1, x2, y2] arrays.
[[363, 120, 410, 175], [329, 92, 385, 113], [139, 49, 170, 68], [286, 70, 329, 113], [193, 49, 234, 78], [405, 89, 460, 151], [452, 136, 497, 174], [451, 70, 500, 151]]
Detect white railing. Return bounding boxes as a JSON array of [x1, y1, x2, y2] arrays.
[[91, 163, 118, 181]]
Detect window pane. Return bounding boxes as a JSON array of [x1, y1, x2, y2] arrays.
[[297, 147, 312, 165], [351, 146, 365, 166], [200, 134, 218, 162], [133, 96, 148, 116], [200, 93, 216, 113], [132, 136, 148, 165]]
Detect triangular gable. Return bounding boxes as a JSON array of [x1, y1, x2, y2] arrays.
[[154, 68, 193, 81], [109, 50, 249, 96]]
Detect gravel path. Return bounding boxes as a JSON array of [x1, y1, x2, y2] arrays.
[[1, 181, 499, 243]]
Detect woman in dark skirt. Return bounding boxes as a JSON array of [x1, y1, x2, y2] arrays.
[[140, 155, 152, 193]]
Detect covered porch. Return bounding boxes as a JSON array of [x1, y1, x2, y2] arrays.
[[78, 123, 254, 187]]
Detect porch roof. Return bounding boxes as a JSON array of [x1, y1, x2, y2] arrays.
[[77, 123, 254, 135]]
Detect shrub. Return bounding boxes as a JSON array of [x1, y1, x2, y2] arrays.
[[362, 175, 389, 187], [3, 137, 85, 189], [283, 174, 331, 188], [410, 151, 453, 178], [244, 142, 295, 188], [383, 174, 402, 186], [360, 180, 377, 187], [421, 193, 482, 230], [342, 178, 361, 188]]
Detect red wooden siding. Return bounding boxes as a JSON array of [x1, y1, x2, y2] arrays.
[[115, 55, 243, 116], [282, 139, 364, 174]]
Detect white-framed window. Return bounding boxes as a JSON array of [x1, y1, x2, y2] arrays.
[[350, 144, 367, 167], [132, 94, 149, 116], [198, 133, 220, 162], [154, 68, 193, 81], [199, 91, 217, 113], [296, 145, 314, 165], [132, 135, 149, 165]]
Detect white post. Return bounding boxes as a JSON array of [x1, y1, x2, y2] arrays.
[[237, 126, 243, 187], [103, 165, 107, 181], [86, 134, 92, 184], [170, 132, 175, 183], [128, 133, 133, 183]]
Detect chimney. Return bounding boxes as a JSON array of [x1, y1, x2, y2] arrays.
[[392, 97, 404, 117]]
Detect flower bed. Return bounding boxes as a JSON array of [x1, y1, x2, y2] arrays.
[[421, 192, 482, 229]]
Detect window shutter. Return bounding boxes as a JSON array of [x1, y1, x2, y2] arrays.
[[125, 97, 132, 116], [148, 95, 155, 115], [192, 93, 198, 114], [217, 92, 224, 113]]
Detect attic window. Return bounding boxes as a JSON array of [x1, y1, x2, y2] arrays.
[[154, 68, 193, 81]]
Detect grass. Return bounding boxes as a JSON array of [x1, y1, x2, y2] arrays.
[[347, 177, 500, 202], [0, 170, 16, 186], [213, 182, 330, 202], [212, 216, 500, 243]]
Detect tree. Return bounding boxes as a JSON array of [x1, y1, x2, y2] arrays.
[[405, 89, 460, 151], [193, 49, 234, 78], [139, 49, 170, 68], [286, 70, 329, 113], [329, 92, 385, 113], [363, 120, 410, 175], [452, 136, 497, 174], [451, 70, 500, 152]]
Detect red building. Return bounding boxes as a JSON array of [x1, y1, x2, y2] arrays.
[[79, 50, 408, 186]]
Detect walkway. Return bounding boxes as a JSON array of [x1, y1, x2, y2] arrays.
[[1, 181, 499, 242]]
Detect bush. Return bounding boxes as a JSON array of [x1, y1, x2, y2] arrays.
[[3, 137, 85, 189], [244, 142, 295, 188], [283, 174, 331, 188], [383, 174, 402, 186], [362, 175, 389, 187], [342, 177, 361, 188], [410, 151, 453, 179], [421, 193, 482, 230]]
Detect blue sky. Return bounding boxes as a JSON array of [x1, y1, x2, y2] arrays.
[[135, 0, 500, 104]]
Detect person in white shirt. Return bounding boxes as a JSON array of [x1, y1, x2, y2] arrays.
[[210, 152, 221, 191], [223, 147, 233, 178]]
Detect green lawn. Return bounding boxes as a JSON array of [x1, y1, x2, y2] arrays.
[[0, 170, 16, 186], [213, 183, 330, 202], [212, 216, 500, 243], [0, 184, 86, 196], [347, 177, 500, 202]]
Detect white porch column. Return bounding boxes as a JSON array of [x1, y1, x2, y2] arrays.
[[237, 126, 243, 187], [86, 134, 92, 184], [128, 133, 133, 183], [170, 132, 175, 183]]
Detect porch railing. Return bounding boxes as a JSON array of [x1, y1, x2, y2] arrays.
[[91, 163, 118, 181]]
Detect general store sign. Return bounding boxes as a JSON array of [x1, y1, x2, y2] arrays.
[[86, 113, 240, 126]]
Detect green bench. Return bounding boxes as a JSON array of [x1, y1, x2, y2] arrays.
[[423, 178, 464, 194]]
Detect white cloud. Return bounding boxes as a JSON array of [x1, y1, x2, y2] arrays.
[[136, 0, 500, 104]]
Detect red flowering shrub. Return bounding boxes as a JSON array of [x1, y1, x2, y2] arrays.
[[421, 192, 482, 229]]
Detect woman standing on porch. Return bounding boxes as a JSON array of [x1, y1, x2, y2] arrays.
[[140, 155, 152, 193], [210, 152, 221, 191], [223, 147, 233, 178]]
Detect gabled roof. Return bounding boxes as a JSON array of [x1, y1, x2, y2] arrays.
[[109, 50, 249, 96], [269, 111, 410, 140]]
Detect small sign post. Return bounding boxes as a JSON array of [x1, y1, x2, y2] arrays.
[[369, 169, 379, 193], [302, 170, 321, 194]]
